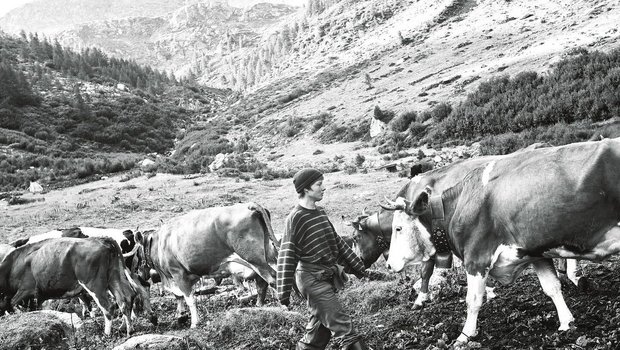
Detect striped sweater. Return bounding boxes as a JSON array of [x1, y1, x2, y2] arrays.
[[276, 204, 365, 305]]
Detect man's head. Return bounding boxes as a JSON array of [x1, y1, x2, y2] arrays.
[[293, 168, 324, 199]]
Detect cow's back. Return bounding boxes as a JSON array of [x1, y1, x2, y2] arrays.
[[453, 139, 620, 250], [156, 204, 257, 270], [152, 202, 275, 286], [30, 238, 117, 287]]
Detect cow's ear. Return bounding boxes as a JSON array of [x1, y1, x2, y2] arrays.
[[134, 230, 143, 244], [410, 191, 430, 214]]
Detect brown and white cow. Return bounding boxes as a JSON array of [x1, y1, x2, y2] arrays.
[[139, 202, 279, 328], [382, 138, 620, 344], [0, 237, 148, 336], [12, 227, 148, 283], [352, 155, 505, 308]]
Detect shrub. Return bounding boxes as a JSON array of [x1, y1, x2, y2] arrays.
[[373, 105, 395, 123], [319, 119, 370, 143], [408, 122, 428, 140], [430, 102, 452, 123], [277, 88, 307, 104], [354, 154, 365, 167], [311, 112, 331, 132], [390, 110, 417, 132]]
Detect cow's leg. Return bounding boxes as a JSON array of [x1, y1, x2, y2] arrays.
[[255, 277, 268, 307], [566, 259, 579, 286], [413, 260, 434, 309], [532, 259, 574, 330], [456, 273, 487, 343], [78, 281, 115, 336], [169, 274, 199, 327], [183, 293, 199, 328]]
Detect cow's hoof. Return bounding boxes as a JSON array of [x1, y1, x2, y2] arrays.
[[412, 303, 424, 310], [577, 277, 591, 292]]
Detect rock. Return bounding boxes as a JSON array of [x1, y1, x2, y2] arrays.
[[38, 310, 83, 330], [113, 334, 187, 350], [140, 159, 156, 168], [369, 116, 386, 138], [0, 311, 78, 350], [209, 153, 228, 172]]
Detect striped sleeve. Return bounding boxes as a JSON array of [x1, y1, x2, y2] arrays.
[[276, 217, 298, 305], [336, 234, 366, 275]]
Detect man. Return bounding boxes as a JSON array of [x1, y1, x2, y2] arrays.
[[277, 168, 369, 350]]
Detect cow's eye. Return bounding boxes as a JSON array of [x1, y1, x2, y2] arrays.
[[395, 227, 402, 232]]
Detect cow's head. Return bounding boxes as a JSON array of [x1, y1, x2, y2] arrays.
[[347, 210, 392, 268], [380, 190, 436, 272], [133, 229, 156, 283], [125, 269, 158, 326], [127, 230, 152, 285]]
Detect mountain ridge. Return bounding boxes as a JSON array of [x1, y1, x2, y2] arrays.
[[2, 0, 619, 179]]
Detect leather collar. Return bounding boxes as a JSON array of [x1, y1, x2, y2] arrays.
[[429, 195, 451, 253]]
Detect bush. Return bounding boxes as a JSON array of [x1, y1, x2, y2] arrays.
[[319, 119, 370, 143], [373, 105, 395, 123], [434, 48, 620, 141], [354, 154, 365, 167], [390, 110, 417, 132], [311, 112, 331, 132]]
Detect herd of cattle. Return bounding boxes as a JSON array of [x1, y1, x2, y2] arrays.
[[1, 137, 619, 345]]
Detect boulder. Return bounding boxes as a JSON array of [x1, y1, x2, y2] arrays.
[[113, 334, 187, 350], [208, 153, 228, 172], [369, 116, 386, 138], [0, 311, 80, 350]]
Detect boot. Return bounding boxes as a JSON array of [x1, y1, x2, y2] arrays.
[[344, 339, 368, 350]]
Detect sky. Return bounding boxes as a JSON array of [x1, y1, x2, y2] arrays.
[[0, 0, 34, 17], [0, 0, 305, 18]]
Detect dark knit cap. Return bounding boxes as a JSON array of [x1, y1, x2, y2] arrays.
[[293, 168, 323, 194]]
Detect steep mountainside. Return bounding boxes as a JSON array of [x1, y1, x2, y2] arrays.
[[0, 1, 299, 81], [210, 0, 620, 169], [2, 0, 619, 175], [0, 0, 186, 34]]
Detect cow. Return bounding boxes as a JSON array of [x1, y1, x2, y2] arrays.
[[351, 155, 505, 308], [138, 202, 279, 328], [0, 237, 150, 336], [12, 227, 148, 284], [381, 138, 620, 344], [10, 227, 86, 247], [0, 244, 13, 262]]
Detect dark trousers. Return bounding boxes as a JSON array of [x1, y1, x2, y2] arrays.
[[295, 266, 358, 350]]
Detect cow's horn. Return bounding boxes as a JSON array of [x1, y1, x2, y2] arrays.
[[379, 196, 406, 211], [123, 244, 140, 258]]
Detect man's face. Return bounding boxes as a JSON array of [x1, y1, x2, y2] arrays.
[[306, 178, 325, 202]]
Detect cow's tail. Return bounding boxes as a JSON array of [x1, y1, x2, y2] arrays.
[[248, 202, 279, 263]]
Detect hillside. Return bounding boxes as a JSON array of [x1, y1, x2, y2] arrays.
[[0, 33, 232, 192], [1, 0, 619, 191], [223, 0, 620, 165]]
